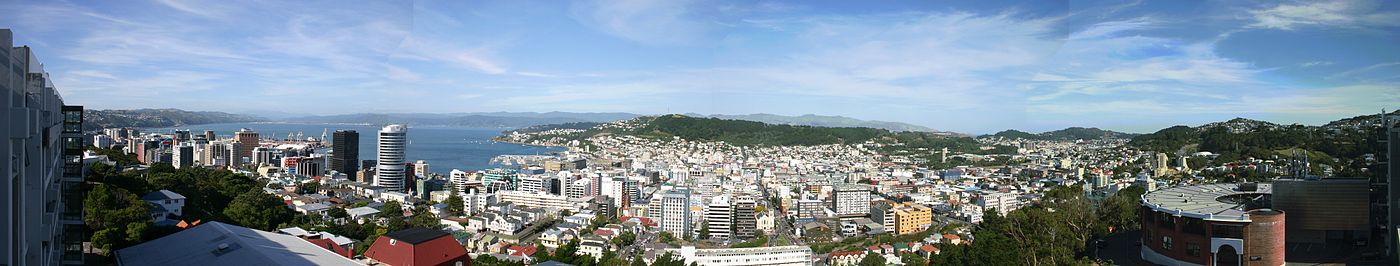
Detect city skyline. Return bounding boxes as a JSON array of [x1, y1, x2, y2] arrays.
[[1, 0, 1397, 133]]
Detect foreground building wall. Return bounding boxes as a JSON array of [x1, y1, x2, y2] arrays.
[[0, 29, 86, 266]]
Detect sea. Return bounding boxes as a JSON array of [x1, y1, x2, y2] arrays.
[[145, 122, 564, 173]]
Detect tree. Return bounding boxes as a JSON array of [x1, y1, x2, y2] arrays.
[[858, 253, 886, 266], [658, 231, 678, 245], [900, 252, 928, 266], [445, 193, 465, 216], [380, 201, 404, 218], [698, 222, 710, 240], [410, 206, 443, 230], [125, 221, 152, 244], [611, 231, 637, 248], [224, 191, 294, 231], [299, 181, 321, 194], [91, 228, 122, 256], [328, 207, 350, 220]]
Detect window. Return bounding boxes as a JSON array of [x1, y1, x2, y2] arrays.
[[1162, 236, 1173, 250], [1186, 242, 1200, 257]]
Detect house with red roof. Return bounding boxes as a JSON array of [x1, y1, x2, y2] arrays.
[[506, 245, 537, 257], [917, 245, 941, 258], [364, 227, 470, 266]]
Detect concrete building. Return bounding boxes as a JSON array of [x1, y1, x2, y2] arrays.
[[660, 189, 693, 236], [172, 145, 194, 169], [496, 190, 577, 212], [1139, 183, 1284, 266], [234, 128, 259, 161], [671, 246, 813, 266], [0, 30, 87, 265], [893, 202, 932, 235], [733, 197, 758, 240], [975, 191, 1021, 216], [376, 125, 407, 192], [832, 184, 871, 216], [329, 130, 359, 176], [705, 195, 734, 240]]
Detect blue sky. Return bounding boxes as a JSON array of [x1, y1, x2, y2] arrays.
[[1, 0, 1397, 134]]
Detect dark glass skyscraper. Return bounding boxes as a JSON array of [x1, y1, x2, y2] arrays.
[[330, 130, 360, 176]]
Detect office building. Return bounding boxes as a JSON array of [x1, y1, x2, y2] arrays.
[[660, 189, 693, 236], [975, 192, 1021, 216], [0, 29, 87, 265], [415, 160, 430, 177], [296, 157, 324, 177], [483, 168, 518, 193], [234, 128, 258, 161], [251, 147, 273, 166], [203, 130, 216, 142], [376, 125, 407, 192], [449, 169, 471, 193], [832, 184, 870, 216], [173, 145, 194, 169], [893, 202, 932, 235], [329, 130, 359, 176], [705, 195, 734, 240], [733, 197, 758, 239]]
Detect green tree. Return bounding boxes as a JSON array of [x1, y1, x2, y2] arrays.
[[125, 221, 152, 243], [299, 181, 321, 194], [611, 231, 637, 248], [224, 191, 293, 231], [410, 206, 443, 229], [380, 201, 403, 218], [91, 228, 122, 256], [858, 252, 886, 266], [328, 207, 350, 220], [445, 193, 465, 216], [900, 253, 927, 266], [698, 222, 710, 240]]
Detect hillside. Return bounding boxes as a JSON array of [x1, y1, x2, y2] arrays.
[[985, 127, 1136, 140], [1127, 114, 1382, 175], [83, 109, 263, 130], [698, 113, 945, 133], [627, 115, 889, 146]]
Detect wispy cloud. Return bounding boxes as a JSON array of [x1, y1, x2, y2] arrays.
[[1247, 0, 1400, 30], [569, 0, 715, 44]]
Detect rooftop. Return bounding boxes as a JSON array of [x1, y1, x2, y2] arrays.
[[142, 190, 186, 201], [116, 221, 361, 266], [382, 227, 451, 245], [1140, 183, 1273, 221]]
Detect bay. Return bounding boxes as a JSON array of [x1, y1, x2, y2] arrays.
[[145, 122, 564, 173]]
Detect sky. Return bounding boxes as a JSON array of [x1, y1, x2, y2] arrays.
[[1, 0, 1397, 134]]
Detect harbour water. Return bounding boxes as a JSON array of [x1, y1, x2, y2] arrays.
[[146, 123, 564, 173]]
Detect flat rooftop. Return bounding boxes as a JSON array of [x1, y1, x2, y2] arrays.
[[1141, 183, 1272, 221]]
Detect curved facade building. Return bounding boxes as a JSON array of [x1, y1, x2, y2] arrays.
[[375, 125, 407, 192], [1139, 183, 1285, 266]]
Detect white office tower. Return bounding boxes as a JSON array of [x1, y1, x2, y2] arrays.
[[449, 169, 470, 193], [519, 175, 544, 193], [93, 134, 113, 149], [566, 178, 591, 200], [172, 145, 194, 169], [375, 125, 408, 192], [705, 195, 734, 240], [415, 160, 430, 177], [251, 147, 273, 166], [660, 188, 693, 237], [832, 184, 871, 216]]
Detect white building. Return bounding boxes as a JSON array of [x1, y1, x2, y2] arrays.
[[831, 184, 870, 216], [496, 190, 577, 212], [671, 246, 813, 266], [660, 189, 693, 237], [172, 145, 194, 169], [705, 195, 733, 240], [519, 175, 545, 194], [375, 125, 407, 192], [143, 190, 186, 225], [975, 192, 1021, 216], [449, 169, 471, 193]]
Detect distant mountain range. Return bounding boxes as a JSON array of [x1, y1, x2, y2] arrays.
[[282, 112, 639, 128], [983, 127, 1138, 140], [83, 109, 264, 131]]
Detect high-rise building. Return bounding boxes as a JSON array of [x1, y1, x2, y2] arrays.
[[893, 202, 932, 235], [297, 157, 324, 177], [251, 147, 273, 166], [705, 195, 734, 240], [329, 130, 359, 176], [415, 160, 430, 177], [733, 197, 758, 239], [226, 142, 244, 167], [234, 128, 259, 161], [173, 130, 191, 145], [449, 169, 471, 193], [173, 145, 194, 169], [375, 125, 408, 192], [832, 184, 871, 216], [1, 29, 87, 265], [483, 169, 518, 193], [203, 130, 216, 142], [660, 188, 693, 237]]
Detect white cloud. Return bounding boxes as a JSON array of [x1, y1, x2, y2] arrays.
[[1248, 0, 1400, 30], [569, 0, 713, 44]]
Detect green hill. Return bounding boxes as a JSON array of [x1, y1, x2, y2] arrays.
[[626, 115, 889, 146], [985, 127, 1136, 140]]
